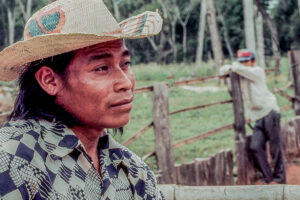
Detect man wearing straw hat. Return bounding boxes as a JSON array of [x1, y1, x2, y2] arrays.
[[220, 49, 286, 184], [0, 0, 164, 199]]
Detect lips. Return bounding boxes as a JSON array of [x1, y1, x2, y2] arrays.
[[110, 96, 134, 111]]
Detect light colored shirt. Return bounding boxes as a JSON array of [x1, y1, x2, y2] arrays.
[[220, 62, 279, 121], [0, 119, 164, 200]]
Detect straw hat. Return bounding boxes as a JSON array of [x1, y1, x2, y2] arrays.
[[0, 0, 163, 81]]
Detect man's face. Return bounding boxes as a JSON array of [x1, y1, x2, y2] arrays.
[[240, 59, 255, 67], [56, 39, 135, 129]]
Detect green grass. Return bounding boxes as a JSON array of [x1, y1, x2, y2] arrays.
[[132, 61, 217, 88], [114, 57, 295, 171]]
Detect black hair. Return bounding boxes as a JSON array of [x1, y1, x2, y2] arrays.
[[9, 51, 82, 127]]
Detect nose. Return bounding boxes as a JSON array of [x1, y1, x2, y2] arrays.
[[113, 68, 133, 92]]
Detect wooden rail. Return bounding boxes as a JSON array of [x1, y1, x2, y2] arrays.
[[170, 99, 232, 115], [134, 68, 275, 94], [274, 88, 294, 102], [134, 75, 226, 94], [142, 120, 250, 161], [122, 99, 233, 147], [172, 123, 235, 149], [122, 122, 153, 146], [142, 105, 293, 161], [273, 87, 300, 103]]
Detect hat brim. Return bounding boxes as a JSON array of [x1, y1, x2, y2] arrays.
[[237, 57, 253, 62], [0, 11, 162, 81]]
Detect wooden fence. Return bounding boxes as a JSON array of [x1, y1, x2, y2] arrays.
[[281, 116, 300, 159], [123, 51, 300, 185], [174, 149, 234, 186]]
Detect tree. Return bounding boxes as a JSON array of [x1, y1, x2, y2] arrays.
[[112, 0, 120, 21], [173, 1, 193, 62], [2, 0, 17, 45], [217, 6, 234, 60], [256, 0, 281, 74], [271, 0, 300, 53], [156, 0, 178, 62], [243, 0, 256, 52], [195, 0, 206, 65], [255, 5, 265, 68], [206, 0, 224, 71], [216, 0, 244, 59], [0, 1, 8, 49], [16, 0, 33, 22]]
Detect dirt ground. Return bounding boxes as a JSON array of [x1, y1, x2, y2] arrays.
[[253, 159, 300, 185], [286, 159, 300, 184]]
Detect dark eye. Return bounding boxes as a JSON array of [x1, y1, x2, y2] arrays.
[[121, 61, 131, 69], [94, 66, 108, 72]]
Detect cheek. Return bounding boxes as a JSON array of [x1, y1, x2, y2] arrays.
[[128, 71, 135, 90]]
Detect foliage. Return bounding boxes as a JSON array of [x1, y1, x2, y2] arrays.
[[271, 0, 300, 53], [1, 0, 300, 64]]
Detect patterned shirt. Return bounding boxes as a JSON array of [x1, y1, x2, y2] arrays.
[[0, 119, 164, 200]]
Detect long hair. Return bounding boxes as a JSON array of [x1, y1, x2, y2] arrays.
[[9, 51, 82, 127]]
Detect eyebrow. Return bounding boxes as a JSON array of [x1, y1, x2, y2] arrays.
[[122, 50, 131, 57], [88, 50, 131, 63]]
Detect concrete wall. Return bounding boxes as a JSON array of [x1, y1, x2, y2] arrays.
[[158, 184, 300, 200]]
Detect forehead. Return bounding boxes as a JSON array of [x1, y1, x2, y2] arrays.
[[74, 39, 127, 57]]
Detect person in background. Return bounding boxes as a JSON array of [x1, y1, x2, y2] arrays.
[[0, 0, 165, 199], [220, 49, 286, 184]]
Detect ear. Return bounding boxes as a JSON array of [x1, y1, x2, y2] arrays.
[[35, 66, 63, 96]]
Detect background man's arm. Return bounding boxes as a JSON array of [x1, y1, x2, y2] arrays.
[[230, 62, 263, 82], [220, 64, 233, 75]]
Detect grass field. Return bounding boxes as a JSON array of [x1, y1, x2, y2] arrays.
[[114, 58, 294, 171]]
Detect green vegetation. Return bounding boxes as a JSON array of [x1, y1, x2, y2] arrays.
[[114, 58, 294, 170]]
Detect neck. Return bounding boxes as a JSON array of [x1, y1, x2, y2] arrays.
[[71, 126, 105, 153], [71, 126, 107, 175]]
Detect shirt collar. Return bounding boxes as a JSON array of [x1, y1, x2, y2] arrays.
[[38, 119, 84, 158], [98, 134, 131, 169], [38, 119, 129, 166], [7, 119, 131, 168]]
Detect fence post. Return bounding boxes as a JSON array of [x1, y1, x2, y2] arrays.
[[152, 83, 176, 184], [230, 72, 248, 185], [289, 50, 300, 116]]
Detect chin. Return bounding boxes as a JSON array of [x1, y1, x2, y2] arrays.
[[115, 120, 130, 128], [105, 117, 131, 129]]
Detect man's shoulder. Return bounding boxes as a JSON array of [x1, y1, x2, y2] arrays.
[[0, 119, 41, 143]]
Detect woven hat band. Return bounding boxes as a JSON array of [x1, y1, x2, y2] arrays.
[[24, 0, 120, 40]]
